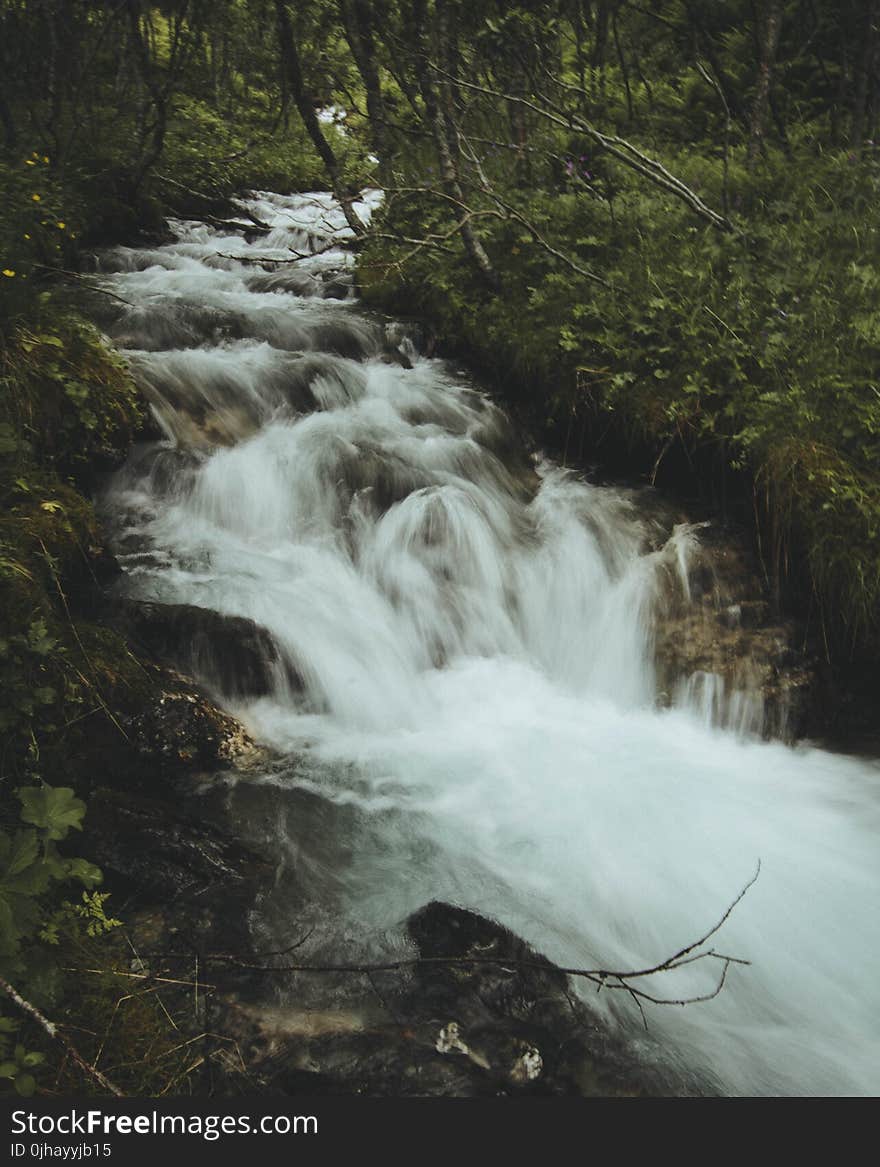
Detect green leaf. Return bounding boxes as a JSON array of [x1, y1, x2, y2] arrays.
[[27, 621, 56, 657], [0, 896, 16, 946], [5, 861, 52, 896], [14, 1072, 36, 1097], [65, 858, 103, 889], [17, 786, 86, 841], [3, 830, 39, 878]]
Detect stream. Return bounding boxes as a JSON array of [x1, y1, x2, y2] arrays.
[[94, 190, 880, 1097]]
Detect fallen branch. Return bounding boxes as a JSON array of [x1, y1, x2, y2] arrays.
[[0, 974, 124, 1096], [207, 864, 760, 1019], [31, 265, 134, 307], [213, 238, 346, 267], [197, 214, 271, 236]]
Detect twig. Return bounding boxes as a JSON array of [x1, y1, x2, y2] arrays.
[[434, 69, 733, 231], [64, 968, 217, 990], [208, 866, 760, 1013], [0, 973, 124, 1096], [31, 264, 134, 307]]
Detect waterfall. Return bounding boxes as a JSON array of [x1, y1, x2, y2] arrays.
[[95, 189, 880, 1097]]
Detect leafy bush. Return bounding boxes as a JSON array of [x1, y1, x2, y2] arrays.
[[0, 156, 80, 320]]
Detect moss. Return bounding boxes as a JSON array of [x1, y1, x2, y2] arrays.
[[0, 313, 144, 487]]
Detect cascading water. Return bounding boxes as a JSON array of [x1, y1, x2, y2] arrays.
[[94, 190, 880, 1096]]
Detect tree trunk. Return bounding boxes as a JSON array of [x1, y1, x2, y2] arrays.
[[747, 0, 784, 167], [0, 86, 16, 149], [339, 0, 392, 181], [126, 0, 168, 195], [274, 0, 366, 235], [592, 0, 610, 103], [851, 0, 879, 151], [683, 1, 747, 126], [611, 5, 633, 120], [414, 0, 500, 289]]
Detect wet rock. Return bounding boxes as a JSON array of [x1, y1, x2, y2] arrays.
[[222, 903, 702, 1098], [123, 673, 257, 772], [84, 786, 269, 904], [321, 272, 353, 301], [380, 344, 413, 370], [113, 599, 297, 700], [652, 522, 816, 739]]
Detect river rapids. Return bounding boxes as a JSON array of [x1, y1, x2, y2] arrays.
[[94, 190, 880, 1097]]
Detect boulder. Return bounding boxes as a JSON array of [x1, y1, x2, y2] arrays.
[[113, 599, 298, 700], [220, 902, 705, 1098]]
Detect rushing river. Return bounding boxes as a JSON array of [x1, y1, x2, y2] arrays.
[[95, 190, 880, 1097]]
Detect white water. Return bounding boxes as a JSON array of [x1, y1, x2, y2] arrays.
[[98, 190, 880, 1096]]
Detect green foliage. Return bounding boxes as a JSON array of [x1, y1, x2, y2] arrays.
[[0, 155, 79, 320], [0, 785, 106, 975], [0, 783, 120, 1096], [160, 91, 349, 201], [0, 291, 145, 1096], [0, 0, 879, 1093], [0, 313, 144, 480], [0, 1022, 45, 1098]]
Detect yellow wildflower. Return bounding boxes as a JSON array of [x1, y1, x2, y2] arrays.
[[42, 156, 49, 163], [31, 193, 41, 202], [2, 269, 16, 278], [23, 234, 30, 240], [25, 159, 36, 166], [56, 222, 65, 230]]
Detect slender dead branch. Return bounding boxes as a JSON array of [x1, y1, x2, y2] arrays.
[[37, 538, 129, 741], [435, 68, 733, 231], [0, 973, 124, 1096], [207, 865, 760, 1014], [379, 180, 611, 287], [31, 265, 135, 307], [696, 60, 732, 215]]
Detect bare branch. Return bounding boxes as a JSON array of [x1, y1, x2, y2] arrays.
[[433, 68, 733, 231], [206, 866, 760, 1017], [0, 973, 124, 1097]]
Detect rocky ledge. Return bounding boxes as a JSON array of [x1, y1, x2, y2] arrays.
[[652, 519, 816, 739]]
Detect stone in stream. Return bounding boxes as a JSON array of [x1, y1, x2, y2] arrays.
[[650, 520, 816, 739], [212, 903, 703, 1098], [112, 598, 301, 701]]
